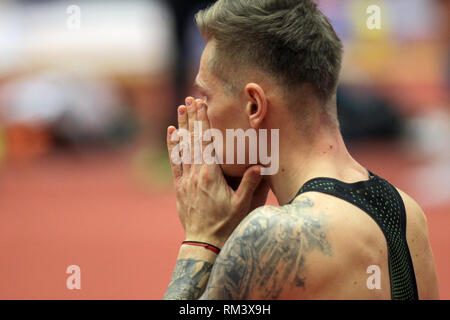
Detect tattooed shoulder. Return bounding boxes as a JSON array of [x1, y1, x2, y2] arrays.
[[200, 196, 332, 300]]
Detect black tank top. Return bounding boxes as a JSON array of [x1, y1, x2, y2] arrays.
[[288, 170, 419, 300]]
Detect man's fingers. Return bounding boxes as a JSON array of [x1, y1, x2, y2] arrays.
[[235, 166, 263, 202], [167, 126, 182, 181], [197, 100, 217, 167], [185, 97, 198, 165], [178, 105, 188, 131], [197, 100, 211, 148], [178, 105, 190, 172], [197, 100, 210, 131]]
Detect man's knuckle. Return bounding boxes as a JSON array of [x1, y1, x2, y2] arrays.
[[189, 173, 198, 187], [200, 167, 211, 184]]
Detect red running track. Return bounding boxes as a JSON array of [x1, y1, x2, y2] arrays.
[[0, 144, 448, 299]]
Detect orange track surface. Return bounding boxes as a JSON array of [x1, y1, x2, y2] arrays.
[[0, 144, 448, 299]]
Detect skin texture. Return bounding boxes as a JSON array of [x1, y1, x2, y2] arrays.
[[193, 41, 278, 178], [163, 40, 440, 300], [201, 197, 332, 300], [164, 259, 214, 300]]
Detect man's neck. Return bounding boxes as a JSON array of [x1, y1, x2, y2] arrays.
[[266, 125, 369, 206]]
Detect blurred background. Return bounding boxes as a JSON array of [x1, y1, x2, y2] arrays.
[[0, 0, 448, 299]]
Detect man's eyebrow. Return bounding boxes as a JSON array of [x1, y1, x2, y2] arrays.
[[193, 78, 210, 94]]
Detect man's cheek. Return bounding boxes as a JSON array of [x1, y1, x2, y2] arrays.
[[206, 109, 222, 131]]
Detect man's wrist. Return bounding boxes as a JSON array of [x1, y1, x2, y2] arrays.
[[164, 245, 216, 300], [184, 233, 226, 248], [178, 241, 219, 264], [182, 240, 221, 254]]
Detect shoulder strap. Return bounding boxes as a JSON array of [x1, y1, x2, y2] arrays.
[[290, 171, 418, 300]]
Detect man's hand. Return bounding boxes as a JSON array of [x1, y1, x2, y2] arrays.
[[166, 97, 269, 248], [164, 97, 270, 300]]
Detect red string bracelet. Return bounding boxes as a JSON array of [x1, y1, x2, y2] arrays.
[[182, 241, 221, 255]]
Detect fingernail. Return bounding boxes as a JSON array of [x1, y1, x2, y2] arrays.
[[186, 98, 193, 106], [179, 107, 185, 115]]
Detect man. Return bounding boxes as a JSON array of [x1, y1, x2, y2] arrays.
[[163, 0, 439, 300]]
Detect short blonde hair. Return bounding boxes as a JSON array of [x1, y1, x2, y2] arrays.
[[196, 0, 343, 102]]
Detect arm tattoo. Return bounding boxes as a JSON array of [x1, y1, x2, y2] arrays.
[[164, 259, 214, 300], [201, 197, 332, 300]]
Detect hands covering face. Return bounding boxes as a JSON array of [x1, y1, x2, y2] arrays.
[[166, 97, 270, 248]]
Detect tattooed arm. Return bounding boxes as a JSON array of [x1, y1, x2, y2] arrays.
[[164, 197, 331, 300], [163, 244, 217, 300], [200, 197, 332, 300]]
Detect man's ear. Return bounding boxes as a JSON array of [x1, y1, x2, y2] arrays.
[[245, 83, 267, 129]]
